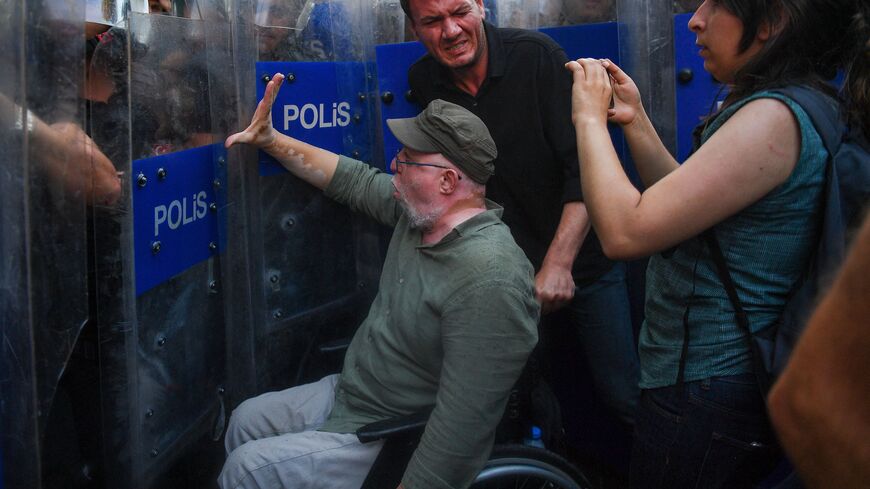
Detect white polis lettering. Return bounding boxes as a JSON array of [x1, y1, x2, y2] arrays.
[[283, 102, 351, 131], [153, 191, 209, 236]]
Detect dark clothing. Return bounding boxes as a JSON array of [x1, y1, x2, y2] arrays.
[[543, 263, 638, 426], [408, 22, 613, 286], [630, 374, 779, 489]]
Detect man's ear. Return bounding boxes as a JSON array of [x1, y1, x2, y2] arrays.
[[439, 170, 460, 194]]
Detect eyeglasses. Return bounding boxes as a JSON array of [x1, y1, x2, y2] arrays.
[[394, 151, 462, 180]]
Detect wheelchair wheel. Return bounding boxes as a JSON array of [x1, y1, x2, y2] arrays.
[[470, 444, 593, 489]]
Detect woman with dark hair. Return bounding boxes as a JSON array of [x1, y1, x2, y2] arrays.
[[565, 0, 869, 487]]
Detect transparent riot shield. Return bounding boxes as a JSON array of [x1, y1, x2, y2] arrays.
[[616, 0, 677, 153], [225, 0, 383, 409], [373, 0, 405, 44], [86, 18, 137, 489], [88, 6, 236, 487], [254, 0, 366, 62], [1, 0, 93, 487], [0, 1, 36, 486], [495, 0, 539, 28], [87, 0, 134, 25], [537, 0, 617, 27]]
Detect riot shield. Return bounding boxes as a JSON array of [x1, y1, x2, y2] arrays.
[[616, 0, 677, 154], [374, 0, 406, 44], [87, 0, 132, 25], [495, 0, 540, 28], [1, 0, 94, 487], [0, 0, 37, 486], [225, 0, 383, 409], [538, 0, 617, 27], [89, 8, 235, 488]]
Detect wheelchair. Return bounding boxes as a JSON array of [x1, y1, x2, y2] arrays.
[[356, 409, 591, 489], [355, 375, 593, 488], [471, 444, 589, 488], [312, 339, 594, 488]]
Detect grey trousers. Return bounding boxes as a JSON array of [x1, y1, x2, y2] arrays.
[[219, 374, 384, 489]]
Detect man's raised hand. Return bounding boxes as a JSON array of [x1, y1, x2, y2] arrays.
[[225, 72, 285, 149]]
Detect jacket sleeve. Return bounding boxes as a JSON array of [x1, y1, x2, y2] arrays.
[[401, 279, 539, 489], [324, 155, 402, 227], [538, 44, 583, 203]]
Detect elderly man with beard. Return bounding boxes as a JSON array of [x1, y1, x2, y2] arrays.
[[218, 73, 539, 489]]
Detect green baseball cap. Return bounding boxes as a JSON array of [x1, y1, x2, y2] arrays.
[[387, 99, 497, 184]]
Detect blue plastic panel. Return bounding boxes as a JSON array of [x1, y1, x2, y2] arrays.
[[256, 61, 370, 175], [539, 21, 618, 60], [132, 144, 224, 295], [375, 41, 428, 170], [540, 22, 625, 162], [674, 12, 726, 162]]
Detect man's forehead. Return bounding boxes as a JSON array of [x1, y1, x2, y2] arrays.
[[410, 0, 481, 19]]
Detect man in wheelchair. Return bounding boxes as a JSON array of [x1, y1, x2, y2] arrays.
[[219, 74, 540, 489]]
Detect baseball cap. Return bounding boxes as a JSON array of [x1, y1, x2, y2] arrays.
[[387, 99, 497, 184]]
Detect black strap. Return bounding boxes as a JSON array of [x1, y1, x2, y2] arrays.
[[676, 306, 690, 386], [702, 230, 752, 335], [702, 229, 772, 394], [769, 86, 842, 155]]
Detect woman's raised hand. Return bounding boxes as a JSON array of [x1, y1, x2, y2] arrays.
[[565, 58, 643, 127], [600, 59, 642, 126], [225, 72, 285, 149], [565, 58, 612, 126]]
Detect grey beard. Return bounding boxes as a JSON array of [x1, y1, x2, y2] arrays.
[[399, 199, 442, 232]]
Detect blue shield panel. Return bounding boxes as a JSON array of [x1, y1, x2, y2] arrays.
[[375, 41, 428, 170], [540, 22, 626, 162], [132, 144, 224, 295], [256, 61, 370, 175]]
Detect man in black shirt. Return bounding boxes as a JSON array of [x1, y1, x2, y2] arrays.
[[401, 0, 639, 429]]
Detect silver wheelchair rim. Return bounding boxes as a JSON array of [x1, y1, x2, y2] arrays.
[[473, 457, 584, 488]]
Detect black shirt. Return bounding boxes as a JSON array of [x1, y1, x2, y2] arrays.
[[408, 23, 613, 286]]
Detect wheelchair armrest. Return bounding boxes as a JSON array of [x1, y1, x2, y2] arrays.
[[356, 408, 432, 443], [317, 337, 351, 353]]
